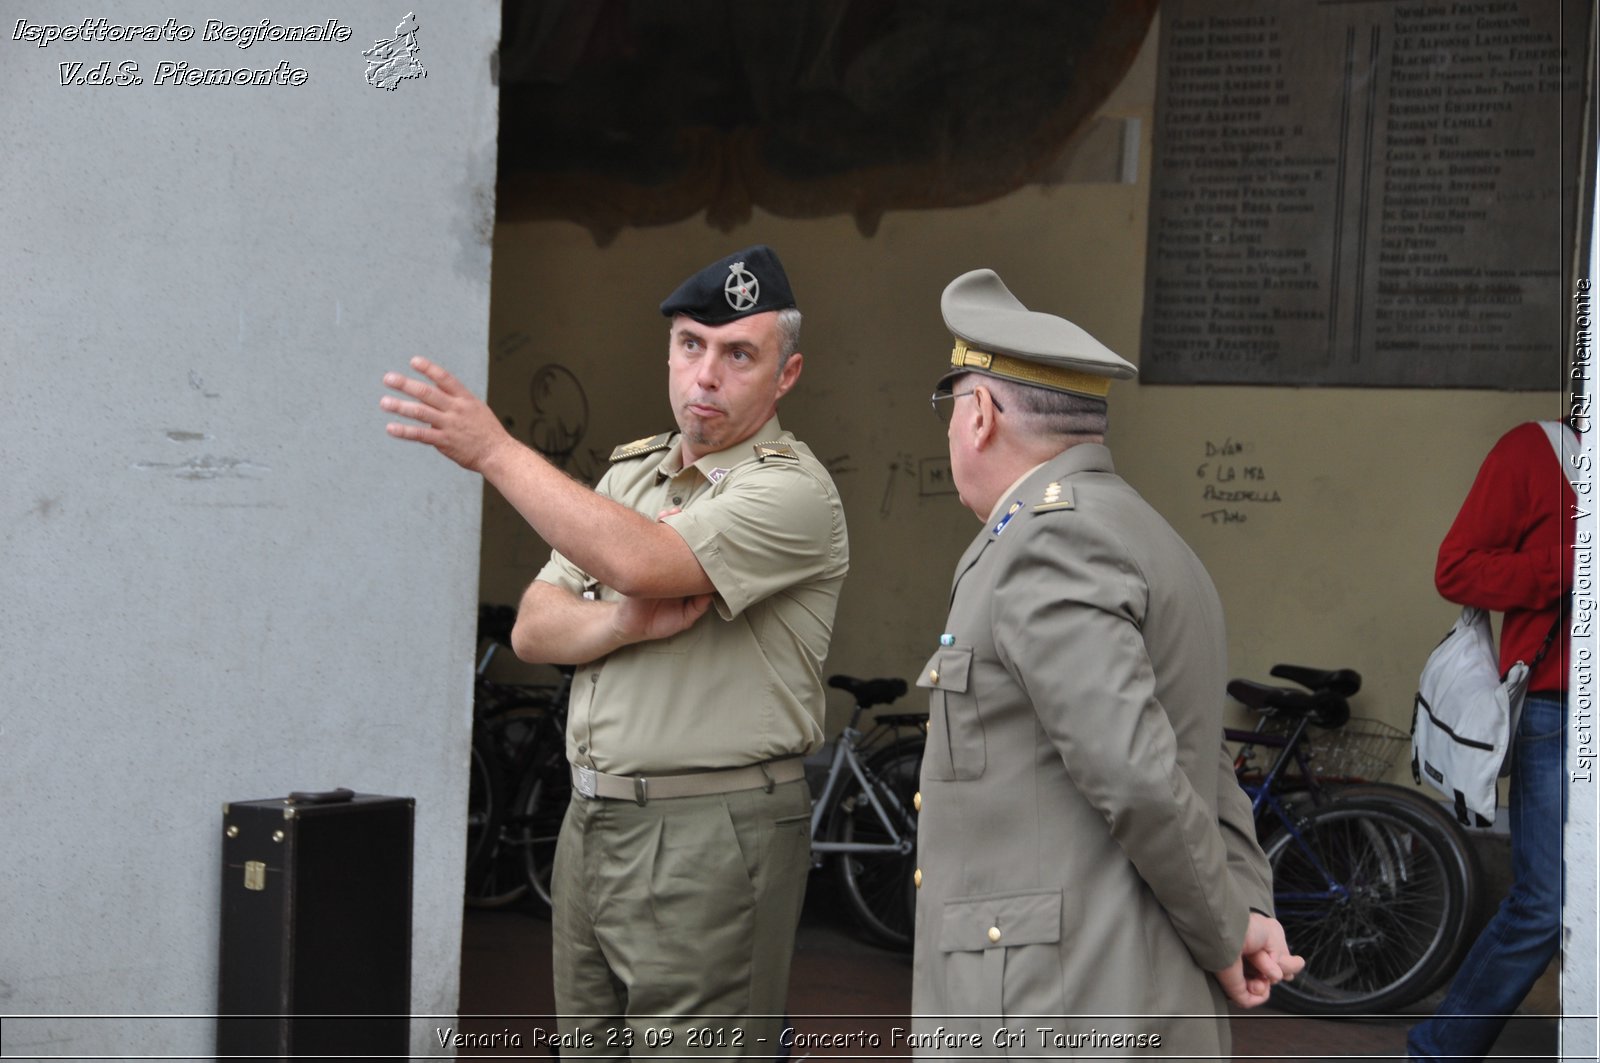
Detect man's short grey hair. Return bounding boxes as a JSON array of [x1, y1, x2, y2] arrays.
[[983, 375, 1109, 439], [776, 307, 802, 370], [665, 308, 803, 372]]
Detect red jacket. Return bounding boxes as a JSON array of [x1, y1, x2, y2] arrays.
[[1436, 421, 1575, 693]]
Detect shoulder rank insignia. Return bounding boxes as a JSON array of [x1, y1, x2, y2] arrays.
[[1033, 481, 1076, 513], [609, 432, 673, 463], [752, 440, 798, 462]]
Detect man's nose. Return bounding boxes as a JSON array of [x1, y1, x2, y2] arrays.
[[695, 356, 723, 389]]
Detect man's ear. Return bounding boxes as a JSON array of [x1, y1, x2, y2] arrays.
[[972, 385, 1001, 449], [775, 352, 804, 399]]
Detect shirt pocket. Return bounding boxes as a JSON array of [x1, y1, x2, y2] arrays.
[[916, 646, 985, 781]]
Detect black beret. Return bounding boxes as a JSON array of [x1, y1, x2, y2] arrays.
[[659, 245, 797, 325]]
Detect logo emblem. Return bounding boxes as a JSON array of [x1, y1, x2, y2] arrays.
[[724, 262, 759, 311], [364, 12, 426, 91]]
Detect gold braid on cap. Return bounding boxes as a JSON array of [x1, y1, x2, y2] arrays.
[[950, 339, 1113, 398]]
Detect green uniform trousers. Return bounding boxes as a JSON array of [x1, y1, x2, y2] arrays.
[[552, 778, 811, 1058]]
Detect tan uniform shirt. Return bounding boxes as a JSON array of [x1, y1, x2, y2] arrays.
[[536, 416, 849, 776]]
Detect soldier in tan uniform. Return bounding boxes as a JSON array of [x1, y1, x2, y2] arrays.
[[381, 246, 848, 1056], [911, 270, 1301, 1059]]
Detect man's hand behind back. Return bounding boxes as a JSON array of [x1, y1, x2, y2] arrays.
[[1213, 912, 1306, 1009]]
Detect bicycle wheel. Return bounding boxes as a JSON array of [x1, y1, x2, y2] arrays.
[[463, 701, 549, 909], [1264, 795, 1470, 1014], [512, 721, 572, 913], [465, 729, 502, 885], [1317, 780, 1484, 987], [827, 739, 922, 950]]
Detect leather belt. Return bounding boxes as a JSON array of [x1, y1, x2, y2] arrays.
[[571, 756, 806, 806]]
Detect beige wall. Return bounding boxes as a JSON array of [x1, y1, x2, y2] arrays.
[[480, 19, 1562, 772]]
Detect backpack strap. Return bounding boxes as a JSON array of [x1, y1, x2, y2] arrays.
[[1529, 421, 1577, 672], [1541, 420, 1579, 492]]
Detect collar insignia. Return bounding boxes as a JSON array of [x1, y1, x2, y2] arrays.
[[993, 500, 1023, 536]]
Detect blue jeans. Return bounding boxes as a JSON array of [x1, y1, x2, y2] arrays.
[[1408, 693, 1566, 1062]]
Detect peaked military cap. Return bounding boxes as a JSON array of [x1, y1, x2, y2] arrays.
[[937, 269, 1137, 398], [659, 245, 797, 325]]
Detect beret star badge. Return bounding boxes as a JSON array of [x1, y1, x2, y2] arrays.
[[724, 261, 760, 311], [660, 246, 793, 324]]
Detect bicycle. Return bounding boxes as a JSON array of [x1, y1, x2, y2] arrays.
[[498, 682, 572, 912], [465, 605, 571, 911], [1226, 664, 1481, 1015], [809, 674, 927, 951]]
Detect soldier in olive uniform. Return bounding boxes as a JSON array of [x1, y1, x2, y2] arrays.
[[911, 270, 1300, 1059], [382, 247, 848, 1056]]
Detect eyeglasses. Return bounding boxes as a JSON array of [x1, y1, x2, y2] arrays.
[[929, 387, 1004, 424]]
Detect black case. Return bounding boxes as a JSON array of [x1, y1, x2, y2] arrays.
[[217, 789, 414, 1061]]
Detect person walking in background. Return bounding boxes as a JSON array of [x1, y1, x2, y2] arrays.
[[1409, 420, 1576, 1062]]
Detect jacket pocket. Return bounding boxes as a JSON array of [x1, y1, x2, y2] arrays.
[[937, 889, 1064, 1021], [916, 646, 984, 781], [939, 888, 1062, 952]]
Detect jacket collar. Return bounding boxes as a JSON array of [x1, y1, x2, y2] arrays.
[[950, 442, 1115, 599]]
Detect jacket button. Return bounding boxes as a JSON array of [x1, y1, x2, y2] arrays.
[[929, 669, 939, 683], [913, 791, 922, 812], [988, 926, 1002, 943], [914, 868, 923, 889]]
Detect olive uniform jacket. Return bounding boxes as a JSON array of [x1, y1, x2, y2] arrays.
[[911, 443, 1273, 1060]]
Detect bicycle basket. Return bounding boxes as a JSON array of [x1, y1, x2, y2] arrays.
[[1305, 716, 1410, 781], [1246, 714, 1408, 783]]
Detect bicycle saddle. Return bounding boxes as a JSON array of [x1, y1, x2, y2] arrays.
[[477, 603, 517, 646], [1269, 663, 1362, 697], [874, 713, 930, 728], [828, 674, 909, 708], [1226, 678, 1351, 729]]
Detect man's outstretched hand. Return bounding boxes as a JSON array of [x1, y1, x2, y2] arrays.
[[381, 356, 512, 472]]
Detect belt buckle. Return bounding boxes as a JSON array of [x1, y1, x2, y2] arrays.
[[575, 765, 597, 799]]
